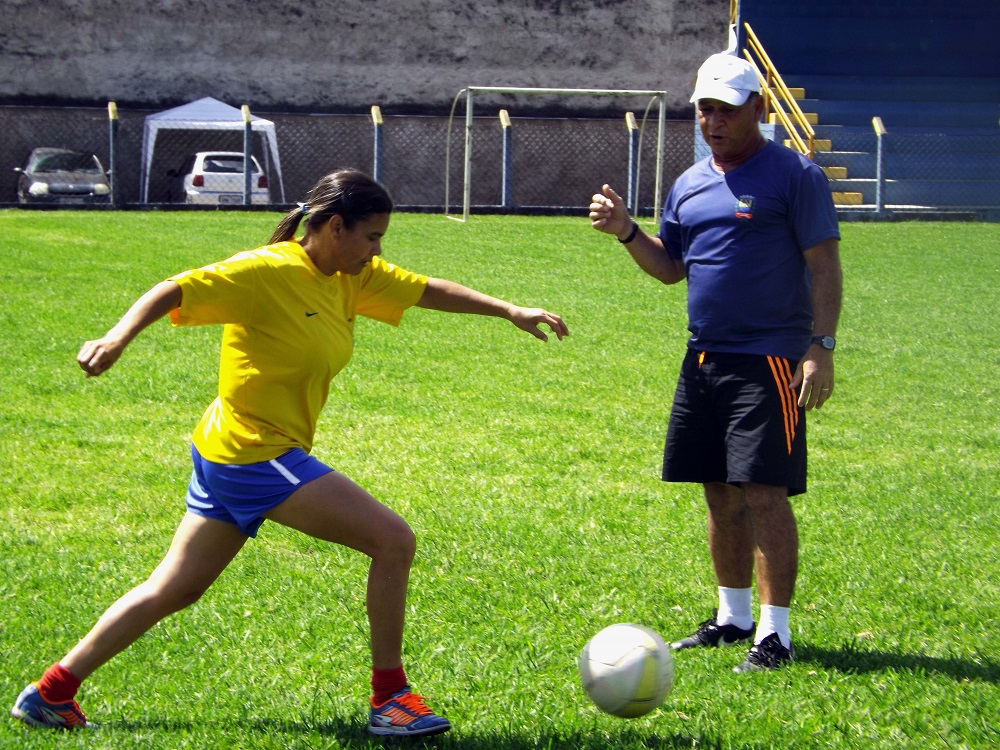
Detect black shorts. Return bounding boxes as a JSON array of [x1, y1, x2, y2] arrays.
[[662, 350, 807, 495]]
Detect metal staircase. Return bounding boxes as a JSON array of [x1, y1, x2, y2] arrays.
[[733, 0, 1000, 218], [742, 23, 862, 207]]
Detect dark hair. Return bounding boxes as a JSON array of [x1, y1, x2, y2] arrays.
[[269, 168, 393, 244]]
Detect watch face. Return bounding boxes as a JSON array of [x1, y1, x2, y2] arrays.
[[817, 336, 835, 350]]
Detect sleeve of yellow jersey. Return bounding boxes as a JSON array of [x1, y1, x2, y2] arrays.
[[356, 256, 428, 326], [167, 250, 259, 327]]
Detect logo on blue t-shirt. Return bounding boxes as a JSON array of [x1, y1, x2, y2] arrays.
[[735, 195, 755, 220]]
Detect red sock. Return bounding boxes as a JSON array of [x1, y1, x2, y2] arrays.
[[36, 663, 82, 703], [371, 665, 408, 705]]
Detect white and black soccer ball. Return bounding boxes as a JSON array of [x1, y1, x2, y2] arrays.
[[579, 623, 674, 718]]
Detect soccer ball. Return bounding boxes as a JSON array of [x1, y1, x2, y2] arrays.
[[578, 623, 673, 718]]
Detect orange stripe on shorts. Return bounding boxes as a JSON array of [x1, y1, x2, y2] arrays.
[[766, 356, 798, 454]]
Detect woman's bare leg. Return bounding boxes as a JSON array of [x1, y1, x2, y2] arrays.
[[61, 513, 248, 680], [263, 472, 415, 669]]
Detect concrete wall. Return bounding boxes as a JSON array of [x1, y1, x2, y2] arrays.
[[2, 0, 731, 116]]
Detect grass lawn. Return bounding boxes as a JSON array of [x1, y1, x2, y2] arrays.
[[0, 210, 997, 749]]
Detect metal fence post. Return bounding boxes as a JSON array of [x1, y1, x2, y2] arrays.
[[625, 112, 639, 215], [463, 89, 473, 221], [873, 116, 886, 214], [371, 106, 383, 182], [500, 109, 512, 210], [107, 101, 119, 208], [242, 105, 253, 206], [655, 92, 666, 217]]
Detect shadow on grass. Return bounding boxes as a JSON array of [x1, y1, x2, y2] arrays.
[[797, 641, 1000, 683], [108, 717, 768, 749]]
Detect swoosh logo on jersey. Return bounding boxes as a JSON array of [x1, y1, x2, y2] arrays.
[[306, 311, 319, 317]]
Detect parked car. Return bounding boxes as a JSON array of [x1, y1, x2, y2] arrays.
[[167, 151, 270, 205], [15, 148, 111, 205]]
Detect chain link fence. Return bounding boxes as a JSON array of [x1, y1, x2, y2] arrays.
[[0, 103, 693, 217], [794, 122, 1000, 217], [5, 104, 998, 219]]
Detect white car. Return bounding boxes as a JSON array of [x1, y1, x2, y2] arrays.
[[168, 152, 270, 205]]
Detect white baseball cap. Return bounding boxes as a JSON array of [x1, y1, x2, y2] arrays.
[[689, 53, 762, 106]]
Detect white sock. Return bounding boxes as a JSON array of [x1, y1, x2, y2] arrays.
[[756, 605, 791, 648], [717, 587, 754, 630]]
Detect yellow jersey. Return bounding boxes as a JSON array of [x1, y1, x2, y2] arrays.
[[169, 241, 427, 463]]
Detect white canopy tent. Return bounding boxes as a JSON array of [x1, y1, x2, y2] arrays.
[[139, 97, 286, 203]]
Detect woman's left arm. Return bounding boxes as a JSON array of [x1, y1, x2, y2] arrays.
[[415, 277, 569, 342]]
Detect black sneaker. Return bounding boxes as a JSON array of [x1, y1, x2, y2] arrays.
[[670, 609, 755, 650], [733, 632, 794, 672]]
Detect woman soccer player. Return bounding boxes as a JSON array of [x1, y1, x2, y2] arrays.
[[11, 168, 568, 737]]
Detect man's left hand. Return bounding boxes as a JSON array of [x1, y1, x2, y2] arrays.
[[792, 348, 834, 410]]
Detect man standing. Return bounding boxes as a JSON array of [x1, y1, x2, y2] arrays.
[[589, 52, 842, 671]]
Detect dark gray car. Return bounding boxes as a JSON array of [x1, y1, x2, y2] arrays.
[[15, 148, 111, 204]]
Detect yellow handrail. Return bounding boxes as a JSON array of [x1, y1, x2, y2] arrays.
[[743, 22, 816, 158]]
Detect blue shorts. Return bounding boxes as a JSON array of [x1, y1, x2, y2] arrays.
[[184, 444, 334, 537]]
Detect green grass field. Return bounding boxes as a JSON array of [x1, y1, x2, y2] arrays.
[[0, 210, 997, 749]]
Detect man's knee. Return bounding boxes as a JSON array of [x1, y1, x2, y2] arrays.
[[742, 483, 792, 516], [704, 482, 746, 517]]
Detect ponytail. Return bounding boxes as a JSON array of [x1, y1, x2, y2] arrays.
[[269, 204, 305, 244], [269, 169, 392, 245]]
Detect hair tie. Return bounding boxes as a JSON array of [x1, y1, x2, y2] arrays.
[[297, 202, 309, 219]]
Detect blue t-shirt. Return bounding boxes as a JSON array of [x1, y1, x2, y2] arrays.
[[660, 141, 839, 360]]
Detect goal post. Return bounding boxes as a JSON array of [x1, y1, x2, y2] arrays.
[[445, 86, 668, 221]]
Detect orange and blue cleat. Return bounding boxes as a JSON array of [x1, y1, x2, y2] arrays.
[[11, 683, 95, 730], [368, 687, 450, 737]]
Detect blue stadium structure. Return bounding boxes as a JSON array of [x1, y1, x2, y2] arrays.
[[736, 1, 1000, 219]]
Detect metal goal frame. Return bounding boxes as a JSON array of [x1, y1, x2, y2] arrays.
[[445, 86, 668, 221]]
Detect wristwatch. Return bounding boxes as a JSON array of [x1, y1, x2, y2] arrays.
[[811, 335, 836, 351]]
